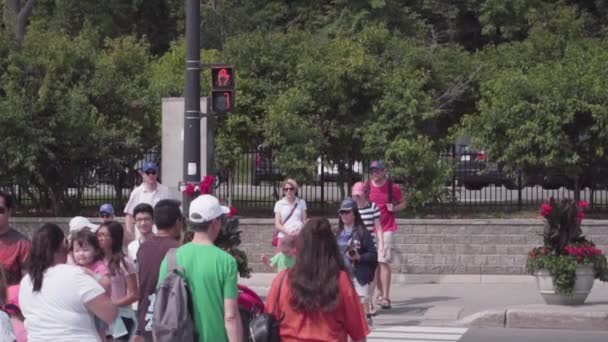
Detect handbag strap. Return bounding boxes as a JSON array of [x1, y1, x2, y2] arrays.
[[281, 199, 298, 225], [271, 271, 288, 317]]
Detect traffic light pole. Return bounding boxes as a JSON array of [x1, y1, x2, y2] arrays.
[[183, 0, 201, 211]]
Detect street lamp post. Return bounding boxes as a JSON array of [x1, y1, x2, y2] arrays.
[[183, 0, 201, 211]]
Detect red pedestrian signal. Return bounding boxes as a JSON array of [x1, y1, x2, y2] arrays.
[[210, 65, 235, 114]]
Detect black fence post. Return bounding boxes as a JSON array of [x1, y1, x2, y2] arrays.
[[320, 155, 325, 213], [517, 171, 523, 211]]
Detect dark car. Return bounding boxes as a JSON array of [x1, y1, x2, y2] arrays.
[[452, 137, 526, 190], [452, 138, 500, 190]]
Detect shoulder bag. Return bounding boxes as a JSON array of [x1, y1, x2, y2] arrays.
[[249, 271, 287, 342]]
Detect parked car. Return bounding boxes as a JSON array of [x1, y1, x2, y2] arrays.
[[451, 137, 527, 190], [452, 137, 503, 190]]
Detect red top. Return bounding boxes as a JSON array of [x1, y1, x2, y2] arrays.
[[265, 270, 369, 342], [0, 228, 31, 285], [368, 180, 403, 232]]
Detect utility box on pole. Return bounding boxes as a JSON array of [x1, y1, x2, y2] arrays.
[[161, 97, 209, 199]]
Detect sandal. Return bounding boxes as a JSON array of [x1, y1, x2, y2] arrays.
[[379, 298, 392, 309], [376, 295, 384, 306], [369, 302, 378, 316]]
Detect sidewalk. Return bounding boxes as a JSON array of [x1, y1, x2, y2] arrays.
[[238, 273, 608, 331]]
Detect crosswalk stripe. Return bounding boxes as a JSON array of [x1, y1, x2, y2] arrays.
[[368, 326, 468, 342]]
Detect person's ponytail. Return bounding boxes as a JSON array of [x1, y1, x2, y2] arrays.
[[29, 223, 65, 292]]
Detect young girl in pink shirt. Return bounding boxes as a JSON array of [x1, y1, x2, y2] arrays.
[[71, 229, 111, 341]]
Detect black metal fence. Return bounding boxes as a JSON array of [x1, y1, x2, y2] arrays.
[[1, 148, 160, 217], [3, 146, 608, 216], [214, 148, 608, 215]]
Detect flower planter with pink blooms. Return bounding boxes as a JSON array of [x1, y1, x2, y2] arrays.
[[526, 198, 608, 305]]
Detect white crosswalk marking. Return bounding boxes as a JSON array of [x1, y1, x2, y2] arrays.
[[368, 326, 468, 342]]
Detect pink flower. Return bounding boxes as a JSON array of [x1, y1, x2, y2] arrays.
[[228, 206, 238, 218], [579, 200, 589, 210], [540, 203, 552, 217], [183, 183, 195, 196]]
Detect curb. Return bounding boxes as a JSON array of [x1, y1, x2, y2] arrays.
[[451, 305, 608, 331], [239, 273, 537, 286]]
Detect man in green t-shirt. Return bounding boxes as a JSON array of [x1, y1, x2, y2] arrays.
[[157, 194, 243, 342]]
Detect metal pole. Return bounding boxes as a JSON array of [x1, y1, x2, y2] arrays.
[[183, 0, 200, 211]]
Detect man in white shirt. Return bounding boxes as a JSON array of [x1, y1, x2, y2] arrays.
[[127, 203, 155, 268], [124, 162, 172, 243]]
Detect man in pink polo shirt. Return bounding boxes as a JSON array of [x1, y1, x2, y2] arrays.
[[368, 160, 406, 310]]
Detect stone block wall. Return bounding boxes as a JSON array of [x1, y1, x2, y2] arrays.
[[10, 218, 608, 275]]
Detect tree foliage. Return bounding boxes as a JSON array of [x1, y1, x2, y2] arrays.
[[3, 0, 608, 212], [0, 25, 155, 214], [462, 6, 608, 196]]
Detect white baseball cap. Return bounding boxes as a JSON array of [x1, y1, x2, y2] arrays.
[[69, 216, 99, 233], [189, 194, 230, 223]]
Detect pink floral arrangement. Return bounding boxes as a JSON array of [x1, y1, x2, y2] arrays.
[[527, 197, 608, 294]]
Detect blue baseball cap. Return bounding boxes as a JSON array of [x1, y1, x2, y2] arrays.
[[99, 203, 114, 215], [142, 161, 158, 173], [338, 198, 357, 213], [370, 160, 385, 170]]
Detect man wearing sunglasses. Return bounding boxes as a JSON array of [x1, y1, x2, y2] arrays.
[[0, 191, 31, 286], [99, 203, 115, 223], [124, 162, 172, 244]]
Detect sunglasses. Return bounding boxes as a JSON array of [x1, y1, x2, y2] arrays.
[[283, 187, 295, 192], [100, 213, 113, 218], [145, 171, 157, 175]]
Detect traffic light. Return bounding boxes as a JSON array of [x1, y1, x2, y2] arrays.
[[210, 65, 235, 114]]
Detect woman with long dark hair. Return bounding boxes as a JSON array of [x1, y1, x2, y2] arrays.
[[19, 223, 116, 341], [265, 218, 369, 342], [97, 222, 138, 341], [336, 198, 378, 326]]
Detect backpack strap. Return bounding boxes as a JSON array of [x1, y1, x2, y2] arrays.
[[367, 178, 393, 204], [388, 176, 393, 205], [167, 248, 179, 272]]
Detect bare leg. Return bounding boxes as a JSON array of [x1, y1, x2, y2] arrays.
[[374, 266, 383, 301], [380, 262, 392, 305], [367, 277, 377, 314]]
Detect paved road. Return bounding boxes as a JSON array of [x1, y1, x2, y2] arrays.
[[461, 327, 608, 342], [368, 326, 608, 342]]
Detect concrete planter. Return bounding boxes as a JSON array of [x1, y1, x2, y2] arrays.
[[535, 264, 595, 305]]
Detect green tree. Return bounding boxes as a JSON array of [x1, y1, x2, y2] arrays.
[[463, 21, 608, 200], [0, 26, 156, 214]]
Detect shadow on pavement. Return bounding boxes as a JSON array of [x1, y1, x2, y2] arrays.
[[373, 320, 423, 327], [398, 296, 459, 306]]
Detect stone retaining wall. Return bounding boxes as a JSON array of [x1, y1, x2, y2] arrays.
[[10, 218, 608, 275]]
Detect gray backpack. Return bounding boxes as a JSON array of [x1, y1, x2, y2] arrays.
[[152, 248, 198, 341]]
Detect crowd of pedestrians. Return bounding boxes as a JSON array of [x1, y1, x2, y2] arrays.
[[0, 159, 405, 341]]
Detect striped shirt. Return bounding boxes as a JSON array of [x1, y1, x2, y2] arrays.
[[358, 202, 381, 234]]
